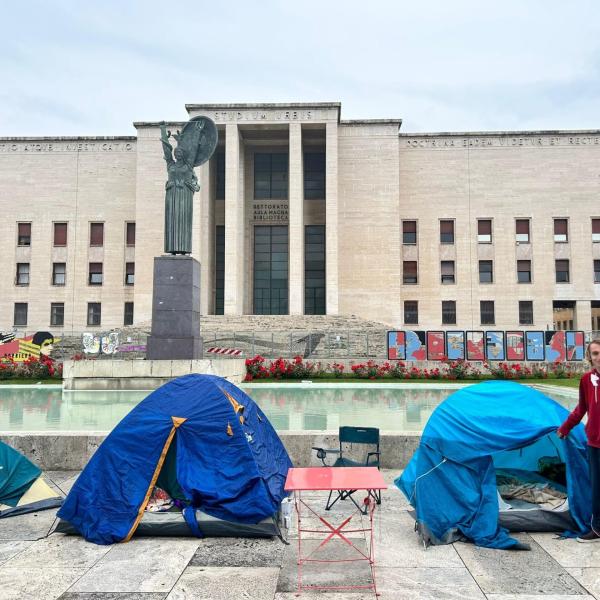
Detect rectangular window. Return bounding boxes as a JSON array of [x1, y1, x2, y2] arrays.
[[52, 263, 66, 286], [593, 218, 600, 243], [517, 260, 532, 283], [87, 302, 101, 326], [53, 222, 67, 246], [125, 262, 135, 285], [90, 222, 104, 246], [403, 261, 418, 284], [304, 152, 326, 200], [440, 220, 454, 244], [554, 218, 568, 243], [402, 220, 417, 245], [14, 302, 27, 326], [124, 302, 134, 326], [126, 222, 136, 246], [441, 261, 455, 284], [555, 259, 570, 283], [515, 219, 530, 243], [594, 260, 600, 284], [519, 300, 534, 325], [305, 225, 326, 315], [477, 219, 492, 243], [89, 262, 103, 285], [480, 300, 495, 325], [479, 260, 493, 283], [404, 300, 418, 325], [253, 225, 288, 314], [50, 302, 64, 327], [254, 153, 288, 200], [442, 300, 456, 325], [215, 151, 225, 200], [215, 225, 225, 314], [16, 263, 30, 286], [17, 222, 31, 246]]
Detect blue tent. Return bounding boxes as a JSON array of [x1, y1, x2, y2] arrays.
[[396, 381, 590, 549], [58, 374, 293, 545]]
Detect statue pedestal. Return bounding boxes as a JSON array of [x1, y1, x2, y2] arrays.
[[146, 255, 203, 360]]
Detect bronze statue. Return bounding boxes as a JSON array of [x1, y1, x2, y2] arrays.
[[159, 116, 218, 254]]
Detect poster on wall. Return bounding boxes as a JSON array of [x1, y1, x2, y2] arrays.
[[485, 331, 506, 361], [426, 331, 446, 360], [387, 331, 406, 360], [405, 330, 426, 361], [0, 331, 58, 362], [566, 331, 585, 361], [525, 331, 545, 361], [466, 331, 485, 361], [446, 331, 466, 360], [545, 331, 566, 362], [506, 331, 525, 361]]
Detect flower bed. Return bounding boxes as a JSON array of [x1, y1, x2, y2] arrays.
[[0, 355, 63, 380]]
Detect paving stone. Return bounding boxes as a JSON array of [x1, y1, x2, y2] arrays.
[[454, 533, 587, 595], [531, 532, 600, 568], [60, 594, 168, 600], [566, 568, 600, 598], [0, 540, 33, 565], [189, 536, 285, 567], [0, 509, 58, 540], [69, 538, 199, 593], [0, 567, 87, 600], [486, 595, 595, 600], [166, 566, 279, 600]]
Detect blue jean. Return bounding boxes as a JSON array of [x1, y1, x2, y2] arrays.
[[589, 446, 600, 530]]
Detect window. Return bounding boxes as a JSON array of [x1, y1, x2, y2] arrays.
[[519, 301, 534, 325], [480, 301, 495, 325], [253, 226, 288, 314], [126, 222, 136, 246], [14, 303, 27, 326], [90, 222, 104, 246], [215, 151, 225, 200], [254, 153, 288, 199], [404, 300, 418, 324], [124, 302, 134, 326], [555, 259, 570, 283], [441, 261, 455, 284], [477, 219, 492, 243], [89, 262, 103, 285], [595, 260, 600, 284], [17, 223, 31, 246], [125, 262, 135, 285], [442, 300, 456, 325], [304, 152, 325, 199], [554, 218, 568, 243], [53, 222, 67, 246], [517, 260, 532, 283], [440, 220, 454, 244], [87, 302, 101, 326], [593, 218, 600, 243], [50, 303, 64, 327], [479, 260, 493, 283], [305, 225, 326, 315], [403, 261, 418, 284], [402, 221, 417, 245], [516, 219, 530, 243], [16, 263, 30, 286], [52, 263, 66, 286]]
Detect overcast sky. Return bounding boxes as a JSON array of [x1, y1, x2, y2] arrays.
[[2, 0, 600, 136]]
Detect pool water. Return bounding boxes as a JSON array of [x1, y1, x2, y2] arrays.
[[0, 383, 578, 433]]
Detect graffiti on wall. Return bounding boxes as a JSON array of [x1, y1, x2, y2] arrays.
[[82, 332, 120, 355], [0, 331, 59, 362]]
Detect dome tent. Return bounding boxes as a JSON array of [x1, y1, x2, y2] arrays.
[[0, 441, 62, 518], [57, 374, 292, 545], [396, 381, 590, 549]]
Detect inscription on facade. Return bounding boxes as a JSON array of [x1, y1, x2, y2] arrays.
[[212, 110, 315, 122], [253, 201, 289, 222], [404, 135, 600, 149], [0, 142, 135, 153]]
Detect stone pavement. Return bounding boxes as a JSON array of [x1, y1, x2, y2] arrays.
[[1, 470, 600, 599]]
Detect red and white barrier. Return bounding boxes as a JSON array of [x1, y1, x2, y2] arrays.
[[206, 347, 243, 356]]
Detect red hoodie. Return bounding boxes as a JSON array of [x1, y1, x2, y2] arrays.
[[558, 369, 600, 447]]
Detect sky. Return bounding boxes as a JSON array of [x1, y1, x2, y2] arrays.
[[2, 0, 600, 136]]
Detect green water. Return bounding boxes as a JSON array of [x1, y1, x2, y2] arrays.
[[0, 384, 577, 433]]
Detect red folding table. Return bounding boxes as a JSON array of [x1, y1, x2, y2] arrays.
[[284, 466, 387, 597]]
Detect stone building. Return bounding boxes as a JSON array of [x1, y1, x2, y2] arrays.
[[0, 102, 599, 334]]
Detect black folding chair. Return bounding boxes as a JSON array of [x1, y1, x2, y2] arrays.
[[312, 426, 381, 513]]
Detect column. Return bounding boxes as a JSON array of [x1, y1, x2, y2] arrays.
[[575, 300, 592, 331], [325, 121, 339, 315], [288, 123, 304, 315], [198, 160, 214, 314], [224, 124, 245, 315]]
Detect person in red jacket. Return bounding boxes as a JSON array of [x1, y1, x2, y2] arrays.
[[557, 338, 600, 542]]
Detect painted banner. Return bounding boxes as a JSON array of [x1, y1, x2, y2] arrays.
[[545, 331, 566, 362], [0, 331, 58, 362], [506, 331, 525, 361], [387, 331, 406, 360], [566, 331, 585, 361], [426, 331, 446, 360], [405, 330, 426, 361], [446, 331, 466, 360], [525, 331, 545, 361], [486, 331, 506, 361], [466, 331, 485, 361]]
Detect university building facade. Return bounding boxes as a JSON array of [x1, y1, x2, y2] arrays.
[[0, 102, 599, 334]]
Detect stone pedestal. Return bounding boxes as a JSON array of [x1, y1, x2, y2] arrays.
[[146, 255, 203, 360]]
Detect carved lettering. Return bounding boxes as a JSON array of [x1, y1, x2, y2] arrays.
[[0, 142, 133, 152], [404, 135, 600, 149]]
